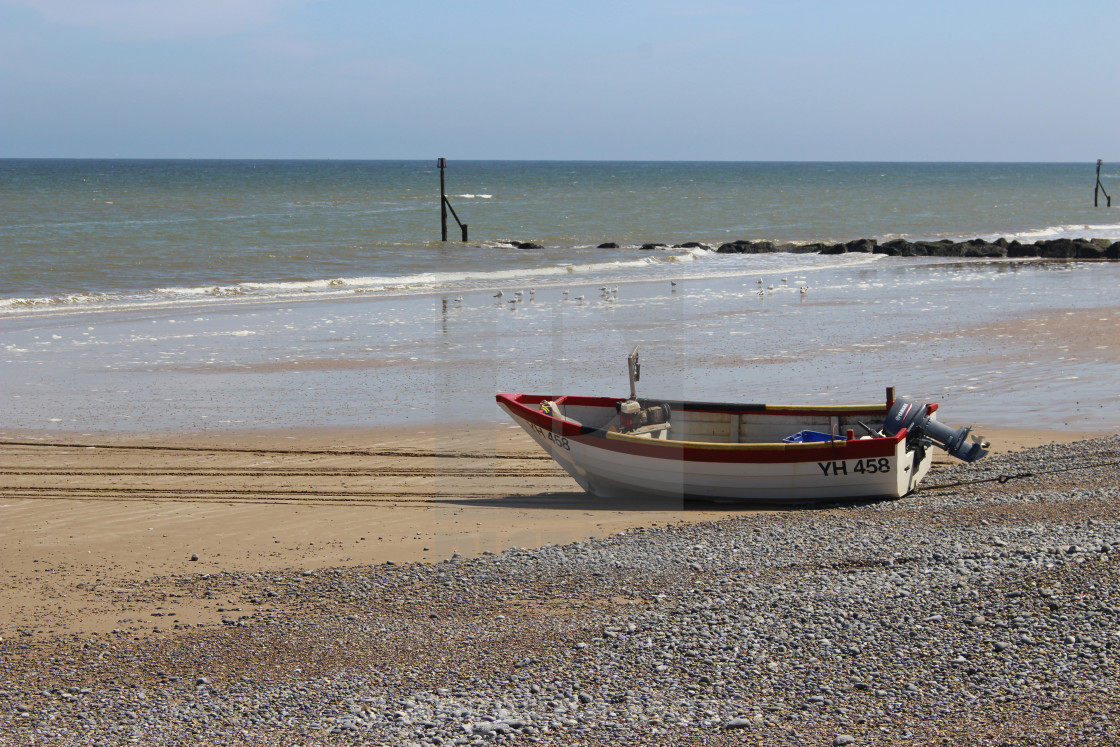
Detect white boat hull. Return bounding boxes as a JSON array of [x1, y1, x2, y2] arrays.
[[497, 394, 934, 504]]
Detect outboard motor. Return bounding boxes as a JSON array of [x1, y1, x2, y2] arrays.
[[883, 397, 989, 463]]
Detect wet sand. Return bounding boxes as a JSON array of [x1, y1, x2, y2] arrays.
[[0, 422, 1110, 639]]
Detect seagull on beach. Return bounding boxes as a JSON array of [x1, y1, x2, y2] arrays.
[[493, 290, 504, 298], [800, 286, 809, 295]]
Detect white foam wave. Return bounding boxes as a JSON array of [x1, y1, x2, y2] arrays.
[[995, 222, 1120, 243], [0, 252, 694, 318]]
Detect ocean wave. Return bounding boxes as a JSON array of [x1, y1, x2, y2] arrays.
[[0, 251, 696, 317], [904, 222, 1120, 244], [995, 222, 1120, 243]]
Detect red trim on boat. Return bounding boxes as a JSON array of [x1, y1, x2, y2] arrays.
[[495, 393, 905, 464]]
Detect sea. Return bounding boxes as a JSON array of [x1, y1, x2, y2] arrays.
[[2, 159, 1119, 435]]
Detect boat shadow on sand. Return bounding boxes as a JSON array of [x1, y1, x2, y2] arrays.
[[434, 492, 898, 512]]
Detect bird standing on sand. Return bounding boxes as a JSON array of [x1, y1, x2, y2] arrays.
[[494, 291, 504, 298]]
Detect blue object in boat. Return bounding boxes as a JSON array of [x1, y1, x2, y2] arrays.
[[783, 430, 844, 443]]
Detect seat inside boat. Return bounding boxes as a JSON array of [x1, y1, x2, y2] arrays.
[[537, 396, 885, 445]]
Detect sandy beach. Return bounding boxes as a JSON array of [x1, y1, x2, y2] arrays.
[[0, 421, 1110, 640], [2, 426, 1118, 745]]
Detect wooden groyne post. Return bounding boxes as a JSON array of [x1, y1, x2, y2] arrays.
[[438, 157, 468, 241], [1095, 159, 1112, 207]]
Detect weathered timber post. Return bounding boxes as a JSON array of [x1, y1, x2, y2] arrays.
[[1095, 159, 1112, 208], [439, 157, 448, 241], [437, 158, 469, 241]]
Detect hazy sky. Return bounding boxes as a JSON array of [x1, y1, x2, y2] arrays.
[[2, 0, 1116, 160]]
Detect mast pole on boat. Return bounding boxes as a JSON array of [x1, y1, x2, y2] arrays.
[[627, 346, 640, 401]]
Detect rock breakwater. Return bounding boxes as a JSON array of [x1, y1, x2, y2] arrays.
[[713, 237, 1120, 259]]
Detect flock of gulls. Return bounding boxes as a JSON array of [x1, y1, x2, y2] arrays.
[[451, 277, 810, 308]]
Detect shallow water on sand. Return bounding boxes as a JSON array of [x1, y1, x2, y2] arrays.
[[2, 255, 1117, 435]]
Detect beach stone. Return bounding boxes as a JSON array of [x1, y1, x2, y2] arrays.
[[834, 735, 856, 746], [725, 717, 752, 729]]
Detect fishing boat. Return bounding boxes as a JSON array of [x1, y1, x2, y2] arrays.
[[496, 347, 988, 503]]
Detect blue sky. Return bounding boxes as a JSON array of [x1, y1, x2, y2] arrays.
[[1, 0, 1117, 160]]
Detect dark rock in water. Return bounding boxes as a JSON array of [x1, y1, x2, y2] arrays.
[[1108, 241, 1120, 259], [597, 242, 619, 249], [845, 238, 877, 253], [791, 242, 829, 254], [1038, 239, 1075, 258], [959, 239, 1007, 258], [640, 242, 668, 251], [875, 239, 909, 256], [820, 243, 848, 255], [675, 241, 710, 250], [514, 241, 543, 249], [1008, 240, 1037, 258], [717, 240, 777, 254], [1075, 239, 1108, 259], [1033, 238, 1107, 259]]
